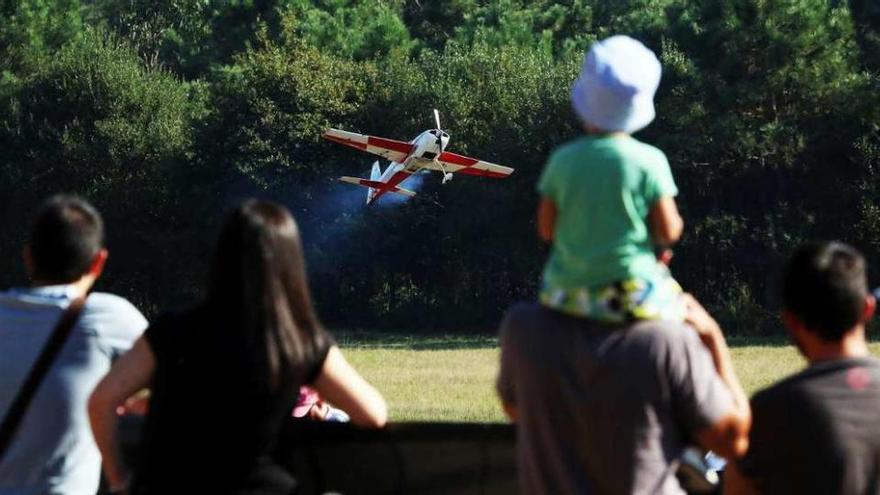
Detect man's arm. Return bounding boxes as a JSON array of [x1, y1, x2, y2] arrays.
[[501, 401, 518, 422], [682, 294, 751, 459], [723, 386, 790, 495], [496, 311, 520, 423], [695, 412, 749, 460], [496, 346, 518, 423], [723, 460, 760, 495], [91, 294, 148, 359]]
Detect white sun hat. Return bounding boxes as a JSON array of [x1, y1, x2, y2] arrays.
[[571, 35, 662, 134]]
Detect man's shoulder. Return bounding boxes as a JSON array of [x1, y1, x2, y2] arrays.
[[750, 379, 795, 417], [84, 292, 144, 317], [500, 302, 554, 337], [751, 363, 819, 407], [614, 318, 698, 352], [627, 318, 693, 337], [755, 357, 880, 406], [79, 292, 148, 339], [501, 302, 693, 348], [0, 286, 67, 311], [503, 301, 613, 331], [504, 302, 690, 329]]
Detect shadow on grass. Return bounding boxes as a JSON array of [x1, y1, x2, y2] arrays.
[[334, 331, 880, 350], [334, 330, 498, 350], [337, 332, 794, 350], [334, 329, 791, 350], [727, 336, 792, 348]]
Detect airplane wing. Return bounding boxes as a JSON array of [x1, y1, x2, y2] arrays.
[[422, 151, 514, 179], [323, 128, 414, 163]]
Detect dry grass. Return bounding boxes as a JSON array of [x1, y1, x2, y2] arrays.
[[338, 332, 880, 423]]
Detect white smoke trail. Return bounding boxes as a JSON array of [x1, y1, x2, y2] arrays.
[[375, 170, 428, 207]]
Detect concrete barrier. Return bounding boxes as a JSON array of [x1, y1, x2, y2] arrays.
[[112, 416, 716, 494], [114, 417, 517, 495]]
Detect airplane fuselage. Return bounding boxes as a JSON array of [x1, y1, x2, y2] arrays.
[[368, 129, 451, 202], [410, 129, 450, 162]]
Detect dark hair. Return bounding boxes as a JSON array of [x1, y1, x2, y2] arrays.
[[29, 195, 104, 283], [782, 241, 868, 341], [206, 200, 328, 389]]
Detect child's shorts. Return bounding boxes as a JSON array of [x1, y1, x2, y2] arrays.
[[539, 269, 686, 323]]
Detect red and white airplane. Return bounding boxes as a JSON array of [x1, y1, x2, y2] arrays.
[[322, 110, 514, 204]]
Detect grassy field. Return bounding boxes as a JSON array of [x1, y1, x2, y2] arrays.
[[337, 332, 880, 423]]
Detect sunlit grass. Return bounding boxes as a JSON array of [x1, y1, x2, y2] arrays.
[[338, 332, 503, 422], [338, 332, 880, 423]]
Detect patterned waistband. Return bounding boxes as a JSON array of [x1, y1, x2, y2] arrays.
[[539, 276, 685, 323]]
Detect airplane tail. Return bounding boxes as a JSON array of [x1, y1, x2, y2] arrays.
[[368, 161, 382, 203], [339, 176, 415, 205]]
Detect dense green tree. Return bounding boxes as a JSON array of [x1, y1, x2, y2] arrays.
[[450, 0, 593, 56], [654, 0, 874, 332], [92, 0, 210, 72], [93, 0, 302, 78], [850, 0, 880, 71], [0, 0, 84, 72], [0, 28, 209, 308], [401, 1, 474, 52], [1, 0, 878, 331], [205, 24, 368, 188], [283, 0, 414, 60]]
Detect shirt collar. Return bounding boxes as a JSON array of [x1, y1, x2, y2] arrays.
[[6, 284, 79, 301]]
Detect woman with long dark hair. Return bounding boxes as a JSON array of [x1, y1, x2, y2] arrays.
[[89, 200, 387, 494]]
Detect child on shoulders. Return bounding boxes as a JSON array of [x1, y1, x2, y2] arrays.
[[537, 35, 685, 323]]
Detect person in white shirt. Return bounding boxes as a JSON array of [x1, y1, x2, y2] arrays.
[[0, 195, 147, 495]]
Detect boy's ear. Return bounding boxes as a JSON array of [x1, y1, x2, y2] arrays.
[[88, 249, 109, 279], [863, 295, 876, 323], [782, 309, 812, 356]]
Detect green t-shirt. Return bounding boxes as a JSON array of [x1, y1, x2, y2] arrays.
[[538, 135, 678, 289]]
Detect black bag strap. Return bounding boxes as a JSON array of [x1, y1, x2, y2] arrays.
[[0, 296, 86, 463]]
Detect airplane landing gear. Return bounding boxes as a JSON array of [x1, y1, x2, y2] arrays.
[[438, 161, 453, 184]]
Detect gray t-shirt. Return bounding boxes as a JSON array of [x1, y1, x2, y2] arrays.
[[738, 357, 880, 495], [497, 303, 733, 495], [0, 285, 147, 495]]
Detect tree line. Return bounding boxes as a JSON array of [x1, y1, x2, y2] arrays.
[[1, 0, 878, 334]]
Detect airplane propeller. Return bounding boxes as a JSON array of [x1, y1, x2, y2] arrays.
[[432, 109, 453, 183], [433, 108, 441, 131]]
